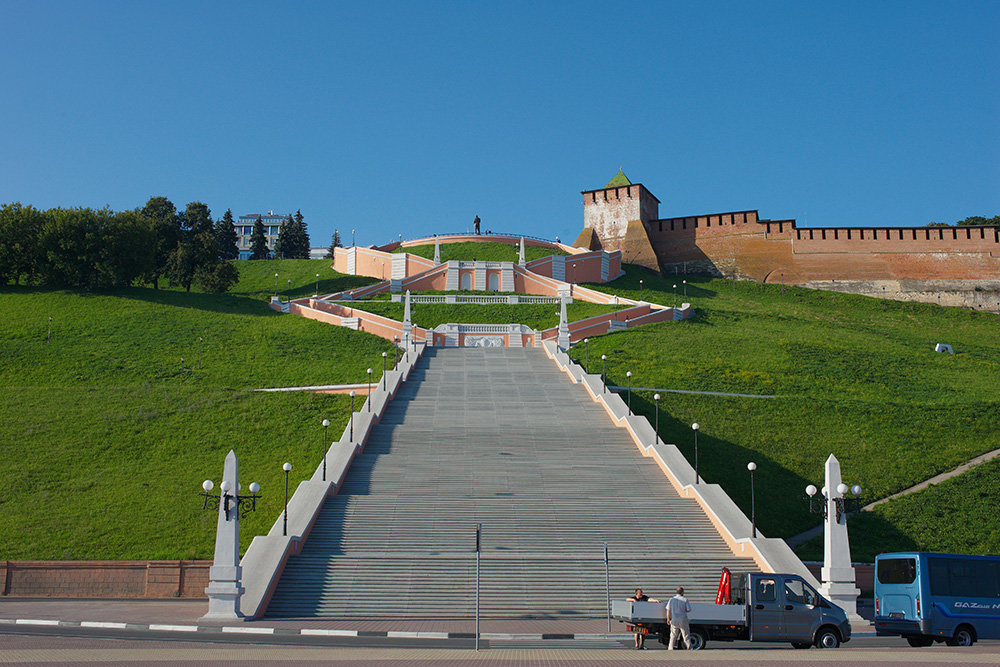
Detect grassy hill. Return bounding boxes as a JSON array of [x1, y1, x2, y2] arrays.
[[0, 263, 392, 559], [570, 266, 1000, 558], [4, 257, 999, 562], [395, 241, 568, 263]]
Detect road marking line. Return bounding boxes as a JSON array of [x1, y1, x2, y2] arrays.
[[80, 621, 129, 629], [148, 624, 199, 632], [222, 626, 275, 634], [300, 628, 359, 636]]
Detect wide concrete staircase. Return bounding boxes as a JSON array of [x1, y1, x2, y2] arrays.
[[266, 348, 755, 618]]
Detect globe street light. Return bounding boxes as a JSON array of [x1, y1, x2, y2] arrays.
[[653, 394, 661, 442], [315, 273, 320, 296], [282, 462, 292, 536], [321, 419, 330, 481], [683, 279, 687, 299], [584, 338, 589, 373], [639, 279, 643, 301], [366, 368, 373, 411], [806, 482, 863, 522], [382, 351, 388, 390], [626, 371, 633, 413], [601, 354, 607, 393], [692, 423, 700, 484], [673, 284, 677, 309], [747, 462, 757, 538], [273, 272, 279, 297], [349, 390, 356, 440], [287, 279, 292, 302]]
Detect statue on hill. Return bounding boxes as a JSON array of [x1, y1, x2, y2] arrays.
[[474, 215, 481, 235]]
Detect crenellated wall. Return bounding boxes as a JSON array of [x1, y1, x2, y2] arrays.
[[579, 178, 1000, 307]]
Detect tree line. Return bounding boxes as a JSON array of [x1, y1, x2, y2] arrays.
[[927, 215, 1000, 227]]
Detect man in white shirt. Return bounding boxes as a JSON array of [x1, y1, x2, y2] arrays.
[[666, 586, 692, 650]]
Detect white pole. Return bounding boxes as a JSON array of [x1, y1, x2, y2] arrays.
[[604, 542, 611, 633], [476, 523, 481, 651]]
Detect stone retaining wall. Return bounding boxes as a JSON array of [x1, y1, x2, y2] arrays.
[[0, 560, 210, 598]]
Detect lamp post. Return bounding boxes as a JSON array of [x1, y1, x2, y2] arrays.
[[692, 423, 700, 484], [626, 371, 632, 413], [321, 419, 330, 481], [198, 336, 203, 369], [747, 462, 757, 538], [349, 390, 356, 440], [683, 279, 687, 299], [601, 354, 607, 393], [282, 462, 292, 536], [394, 336, 400, 365], [315, 273, 320, 296], [382, 351, 388, 389], [639, 279, 643, 301], [287, 279, 291, 302], [584, 338, 589, 374], [199, 478, 260, 521], [273, 273, 279, 297], [366, 368, 372, 410], [47, 316, 52, 343], [653, 394, 660, 442], [352, 229, 356, 247], [673, 283, 677, 309], [806, 483, 863, 522]]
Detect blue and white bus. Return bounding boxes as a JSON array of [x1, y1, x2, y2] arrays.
[[875, 551, 1000, 647]]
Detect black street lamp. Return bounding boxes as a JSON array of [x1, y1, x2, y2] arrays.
[[382, 351, 388, 389], [626, 371, 632, 413], [806, 483, 863, 522], [394, 336, 400, 365], [584, 338, 589, 374], [349, 390, 356, 440], [366, 368, 372, 411], [273, 272, 279, 297], [683, 279, 687, 299], [639, 279, 643, 301], [747, 462, 757, 538], [315, 273, 320, 296], [287, 279, 291, 302], [200, 479, 260, 521], [321, 419, 330, 481], [673, 283, 677, 309], [692, 423, 700, 484], [601, 354, 607, 393], [352, 228, 356, 247], [198, 336, 203, 369], [654, 393, 660, 441], [282, 462, 292, 536]]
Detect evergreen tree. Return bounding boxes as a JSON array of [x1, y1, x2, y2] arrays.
[[165, 202, 219, 292], [324, 230, 341, 259], [292, 209, 311, 258], [215, 209, 240, 260], [249, 217, 270, 259], [274, 214, 294, 259]]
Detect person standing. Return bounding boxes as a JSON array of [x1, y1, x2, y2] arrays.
[[666, 586, 692, 650], [627, 588, 659, 650]]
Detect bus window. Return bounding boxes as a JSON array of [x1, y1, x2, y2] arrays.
[[931, 557, 1000, 598], [878, 558, 916, 585]]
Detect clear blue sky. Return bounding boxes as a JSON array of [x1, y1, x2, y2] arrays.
[[1, 1, 997, 246]]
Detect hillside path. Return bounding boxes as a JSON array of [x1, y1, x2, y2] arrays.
[[785, 446, 1000, 548]]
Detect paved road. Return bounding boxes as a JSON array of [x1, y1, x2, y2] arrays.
[[2, 629, 999, 665]]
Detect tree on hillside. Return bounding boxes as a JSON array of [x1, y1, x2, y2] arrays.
[[165, 202, 222, 292], [275, 211, 311, 259], [140, 196, 181, 289], [274, 214, 294, 259], [324, 230, 341, 259], [957, 215, 1000, 226], [216, 209, 240, 260], [0, 202, 44, 285], [249, 217, 270, 259]]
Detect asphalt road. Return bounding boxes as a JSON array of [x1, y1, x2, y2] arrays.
[[2, 626, 999, 665]]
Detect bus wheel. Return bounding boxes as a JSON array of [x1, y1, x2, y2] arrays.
[[814, 627, 841, 649], [946, 626, 975, 647], [686, 628, 707, 650], [906, 636, 933, 647]]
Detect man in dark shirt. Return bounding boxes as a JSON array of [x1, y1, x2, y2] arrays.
[[627, 588, 660, 649]]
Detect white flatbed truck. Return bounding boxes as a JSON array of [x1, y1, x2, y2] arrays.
[[612, 571, 851, 650]]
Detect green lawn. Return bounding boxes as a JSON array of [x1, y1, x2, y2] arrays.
[[352, 300, 616, 330], [0, 277, 395, 559], [5, 258, 999, 561], [395, 241, 568, 263], [570, 266, 1000, 550]]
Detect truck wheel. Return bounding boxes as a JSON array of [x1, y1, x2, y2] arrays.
[[686, 628, 706, 650], [946, 625, 975, 647], [906, 636, 933, 647], [814, 627, 841, 649]]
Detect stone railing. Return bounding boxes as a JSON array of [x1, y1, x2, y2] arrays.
[[541, 341, 820, 589], [239, 342, 428, 618], [388, 294, 563, 304]]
